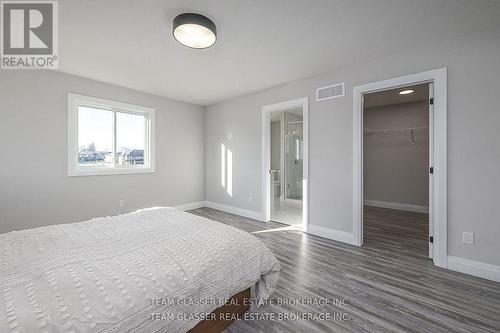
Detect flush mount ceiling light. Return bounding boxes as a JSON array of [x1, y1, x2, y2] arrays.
[[173, 13, 217, 49], [399, 89, 415, 95]]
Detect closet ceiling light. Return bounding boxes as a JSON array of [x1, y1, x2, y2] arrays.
[[399, 89, 414, 95], [173, 13, 217, 49]]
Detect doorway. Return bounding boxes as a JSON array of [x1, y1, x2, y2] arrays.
[[270, 108, 303, 225], [352, 68, 447, 268], [363, 83, 431, 258], [262, 98, 309, 227]]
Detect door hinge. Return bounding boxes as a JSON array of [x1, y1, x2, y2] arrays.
[[429, 167, 434, 174], [429, 236, 434, 243], [429, 97, 434, 105]]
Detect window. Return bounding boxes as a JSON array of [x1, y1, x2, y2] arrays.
[[68, 93, 155, 176]]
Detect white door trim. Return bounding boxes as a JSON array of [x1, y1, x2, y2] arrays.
[[262, 97, 309, 229], [352, 67, 448, 268], [428, 82, 435, 259]]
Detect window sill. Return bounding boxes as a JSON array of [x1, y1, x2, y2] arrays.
[[67, 167, 155, 177]]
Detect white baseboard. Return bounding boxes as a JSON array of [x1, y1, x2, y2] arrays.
[[364, 200, 428, 213], [447, 256, 500, 283], [181, 201, 355, 246], [175, 201, 206, 211], [306, 224, 356, 245], [204, 201, 263, 221]]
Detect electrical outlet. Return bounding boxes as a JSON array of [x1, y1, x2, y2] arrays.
[[119, 200, 125, 208], [463, 232, 474, 245]]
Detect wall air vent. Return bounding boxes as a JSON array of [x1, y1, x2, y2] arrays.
[[316, 82, 345, 101]]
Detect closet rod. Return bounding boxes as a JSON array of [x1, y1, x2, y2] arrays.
[[364, 126, 428, 136]]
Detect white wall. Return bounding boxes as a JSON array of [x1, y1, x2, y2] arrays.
[[364, 101, 429, 208], [205, 26, 500, 266], [0, 71, 205, 233]]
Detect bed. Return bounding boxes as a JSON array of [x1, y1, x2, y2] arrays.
[[0, 207, 280, 333]]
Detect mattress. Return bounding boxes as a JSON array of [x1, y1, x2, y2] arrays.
[[0, 207, 280, 333]]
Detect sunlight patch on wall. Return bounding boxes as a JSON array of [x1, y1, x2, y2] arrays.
[[220, 143, 233, 197], [227, 149, 233, 196], [221, 143, 226, 188]]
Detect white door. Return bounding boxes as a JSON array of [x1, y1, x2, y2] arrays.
[[428, 82, 434, 259]]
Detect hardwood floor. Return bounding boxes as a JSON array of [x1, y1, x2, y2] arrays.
[[188, 207, 500, 333], [364, 206, 429, 261]]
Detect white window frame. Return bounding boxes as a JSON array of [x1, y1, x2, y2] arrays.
[[67, 93, 155, 176]]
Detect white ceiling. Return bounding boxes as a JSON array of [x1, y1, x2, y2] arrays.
[[59, 0, 500, 106]]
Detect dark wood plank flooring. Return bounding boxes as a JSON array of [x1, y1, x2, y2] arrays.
[[188, 207, 500, 333]]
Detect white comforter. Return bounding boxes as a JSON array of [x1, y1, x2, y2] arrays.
[[0, 208, 280, 333]]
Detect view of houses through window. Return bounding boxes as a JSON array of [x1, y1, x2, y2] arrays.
[[116, 111, 146, 166], [78, 106, 146, 167]]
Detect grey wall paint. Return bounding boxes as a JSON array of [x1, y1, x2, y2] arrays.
[[364, 101, 429, 207], [0, 71, 205, 233], [205, 26, 500, 266]]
